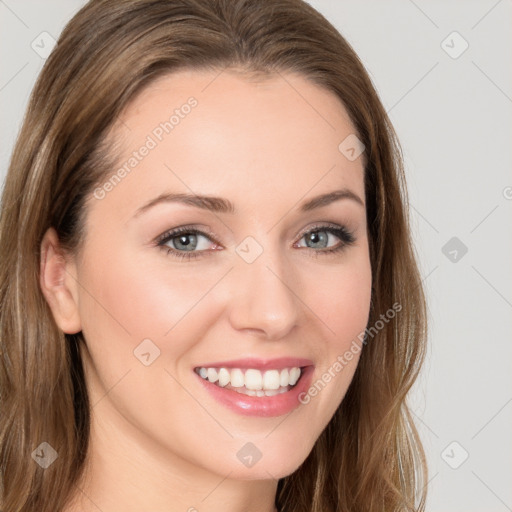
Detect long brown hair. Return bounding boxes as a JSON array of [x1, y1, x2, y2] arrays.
[[0, 1, 428, 510]]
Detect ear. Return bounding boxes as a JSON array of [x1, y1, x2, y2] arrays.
[[40, 227, 82, 334]]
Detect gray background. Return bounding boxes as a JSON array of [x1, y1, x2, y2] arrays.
[[1, 1, 511, 511]]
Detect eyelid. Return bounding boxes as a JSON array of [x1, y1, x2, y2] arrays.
[[292, 222, 357, 258], [155, 225, 222, 248], [155, 222, 350, 245], [155, 221, 356, 260], [296, 222, 337, 239]]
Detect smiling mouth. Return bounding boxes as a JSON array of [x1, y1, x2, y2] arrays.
[[194, 366, 304, 397]]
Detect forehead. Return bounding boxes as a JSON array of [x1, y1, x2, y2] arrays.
[[95, 69, 365, 218]]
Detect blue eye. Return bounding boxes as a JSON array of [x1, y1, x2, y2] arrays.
[[296, 225, 355, 254], [156, 227, 218, 260], [166, 232, 210, 252], [156, 224, 356, 261]]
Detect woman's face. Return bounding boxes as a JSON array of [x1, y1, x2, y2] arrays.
[[62, 69, 372, 479]]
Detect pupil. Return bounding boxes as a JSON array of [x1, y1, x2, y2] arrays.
[[174, 233, 197, 251], [308, 231, 327, 248]]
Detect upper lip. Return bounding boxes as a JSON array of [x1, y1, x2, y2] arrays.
[[194, 357, 314, 371]]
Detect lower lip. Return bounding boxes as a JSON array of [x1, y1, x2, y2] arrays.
[[195, 366, 315, 417]]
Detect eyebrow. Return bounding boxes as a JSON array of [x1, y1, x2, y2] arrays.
[[133, 187, 364, 218]]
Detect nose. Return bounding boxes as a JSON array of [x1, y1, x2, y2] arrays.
[[227, 249, 301, 340]]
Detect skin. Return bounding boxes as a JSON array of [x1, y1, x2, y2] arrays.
[[40, 69, 372, 512]]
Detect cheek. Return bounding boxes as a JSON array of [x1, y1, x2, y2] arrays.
[[285, 256, 371, 440], [306, 258, 372, 347], [301, 254, 371, 395], [77, 246, 228, 363]]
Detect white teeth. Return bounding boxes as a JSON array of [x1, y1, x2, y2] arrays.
[[196, 366, 304, 393], [230, 368, 245, 388], [263, 370, 280, 390], [218, 368, 230, 387], [233, 387, 289, 396], [207, 368, 218, 383], [289, 367, 301, 386], [245, 369, 263, 390]]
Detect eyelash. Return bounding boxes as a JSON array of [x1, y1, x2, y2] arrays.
[[155, 223, 356, 261]]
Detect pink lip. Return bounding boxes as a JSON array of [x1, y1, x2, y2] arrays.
[[193, 357, 314, 370], [194, 364, 315, 418]]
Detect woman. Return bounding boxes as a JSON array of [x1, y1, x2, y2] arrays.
[[0, 1, 428, 511]]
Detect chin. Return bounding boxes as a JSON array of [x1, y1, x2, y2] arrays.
[[220, 437, 315, 481]]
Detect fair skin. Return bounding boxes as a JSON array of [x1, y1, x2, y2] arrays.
[[40, 69, 372, 512]]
